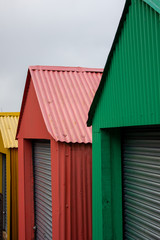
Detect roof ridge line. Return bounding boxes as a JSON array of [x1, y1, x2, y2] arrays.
[[29, 65, 103, 73]]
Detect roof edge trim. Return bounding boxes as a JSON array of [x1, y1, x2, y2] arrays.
[[29, 66, 103, 73], [0, 112, 19, 116], [143, 0, 160, 14]]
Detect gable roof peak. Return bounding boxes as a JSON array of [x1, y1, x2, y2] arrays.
[[17, 66, 103, 143]]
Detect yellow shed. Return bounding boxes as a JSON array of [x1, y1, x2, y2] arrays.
[[0, 113, 19, 240]]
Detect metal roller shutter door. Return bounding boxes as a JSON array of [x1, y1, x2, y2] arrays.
[[33, 141, 52, 240], [123, 127, 160, 239]]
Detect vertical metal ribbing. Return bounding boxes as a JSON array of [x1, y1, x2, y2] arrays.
[[2, 154, 7, 232], [33, 141, 52, 240], [123, 127, 160, 239]]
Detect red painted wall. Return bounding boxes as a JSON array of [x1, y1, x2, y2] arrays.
[[18, 139, 35, 240], [18, 77, 92, 240], [24, 140, 35, 240], [18, 139, 26, 240], [51, 141, 92, 240], [17, 79, 51, 140], [10, 148, 18, 240], [18, 79, 51, 239]]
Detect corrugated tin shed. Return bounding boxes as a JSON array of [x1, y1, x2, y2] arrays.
[[17, 66, 103, 143], [0, 112, 19, 240], [17, 66, 103, 240], [87, 0, 160, 240], [0, 113, 19, 148]]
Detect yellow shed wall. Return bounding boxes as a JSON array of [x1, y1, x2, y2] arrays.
[[0, 132, 11, 240], [0, 154, 2, 194]]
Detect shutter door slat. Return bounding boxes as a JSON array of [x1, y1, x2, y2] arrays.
[[33, 141, 52, 240], [123, 128, 160, 239]]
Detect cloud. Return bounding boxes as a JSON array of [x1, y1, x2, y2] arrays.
[[0, 0, 125, 111]]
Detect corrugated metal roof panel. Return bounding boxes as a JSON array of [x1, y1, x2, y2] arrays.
[[23, 66, 102, 143], [0, 113, 19, 148]]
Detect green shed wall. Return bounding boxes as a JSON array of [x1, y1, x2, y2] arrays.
[[93, 0, 160, 131], [92, 129, 123, 240], [91, 0, 160, 239]]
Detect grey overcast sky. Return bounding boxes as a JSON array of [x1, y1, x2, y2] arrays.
[[0, 0, 125, 112]]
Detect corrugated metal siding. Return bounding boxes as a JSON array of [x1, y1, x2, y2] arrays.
[[91, 0, 160, 130], [10, 149, 18, 240], [18, 66, 102, 143], [54, 142, 92, 240], [0, 113, 19, 148], [71, 143, 92, 240]]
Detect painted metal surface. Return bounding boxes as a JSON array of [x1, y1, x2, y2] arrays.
[[87, 0, 160, 240], [51, 141, 92, 240], [88, 0, 160, 129], [0, 113, 19, 148], [0, 113, 19, 240], [92, 130, 123, 240], [17, 65, 95, 239], [10, 148, 18, 240], [123, 127, 160, 239], [17, 79, 51, 240], [6, 150, 11, 240], [33, 141, 52, 239], [17, 80, 51, 140], [18, 138, 92, 240], [18, 139, 35, 240], [2, 154, 7, 231], [143, 0, 160, 13], [17, 66, 102, 143]]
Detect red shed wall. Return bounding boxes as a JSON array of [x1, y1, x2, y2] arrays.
[[17, 79, 51, 139], [11, 148, 18, 240], [18, 77, 92, 240], [51, 141, 92, 240], [18, 139, 35, 240], [18, 78, 51, 239]]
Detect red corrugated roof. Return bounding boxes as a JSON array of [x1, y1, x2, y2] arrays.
[[17, 66, 103, 143]]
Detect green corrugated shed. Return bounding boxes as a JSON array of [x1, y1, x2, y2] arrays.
[[87, 0, 160, 239]]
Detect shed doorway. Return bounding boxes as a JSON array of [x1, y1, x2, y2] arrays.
[[2, 154, 7, 232], [122, 127, 160, 239], [32, 141, 52, 239]]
